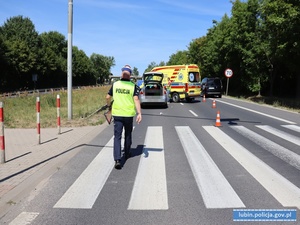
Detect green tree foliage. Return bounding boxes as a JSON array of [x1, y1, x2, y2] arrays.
[[144, 62, 157, 72], [227, 0, 266, 95], [39, 31, 67, 87], [261, 0, 300, 96], [199, 16, 231, 78], [132, 67, 139, 77], [0, 16, 40, 90], [167, 50, 189, 65], [72, 46, 95, 86], [144, 61, 166, 73], [187, 37, 206, 66], [184, 0, 300, 97], [90, 53, 115, 84], [0, 36, 10, 88]]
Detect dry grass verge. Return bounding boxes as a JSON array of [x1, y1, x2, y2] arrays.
[[246, 95, 300, 113], [0, 86, 110, 128]]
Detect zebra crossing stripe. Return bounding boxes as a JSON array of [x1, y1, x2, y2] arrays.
[[175, 126, 245, 209], [281, 124, 300, 133], [54, 137, 115, 209], [204, 126, 300, 209], [256, 125, 300, 146], [128, 126, 168, 210], [231, 126, 300, 170], [9, 212, 39, 225]]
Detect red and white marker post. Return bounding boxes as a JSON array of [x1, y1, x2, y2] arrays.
[[0, 102, 5, 163], [57, 95, 61, 134], [36, 97, 41, 144]]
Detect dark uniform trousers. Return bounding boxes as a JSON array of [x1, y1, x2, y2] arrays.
[[113, 116, 133, 160]]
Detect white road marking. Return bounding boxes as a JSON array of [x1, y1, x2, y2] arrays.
[[175, 126, 245, 208], [281, 124, 300, 133], [231, 126, 300, 170], [128, 126, 168, 210], [9, 212, 39, 225], [204, 126, 300, 209], [54, 137, 115, 209], [256, 125, 300, 146], [216, 100, 296, 124], [189, 110, 198, 117]]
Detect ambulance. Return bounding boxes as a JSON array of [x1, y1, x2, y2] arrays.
[[151, 64, 201, 102]]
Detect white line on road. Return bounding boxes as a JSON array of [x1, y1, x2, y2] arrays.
[[175, 126, 245, 208], [54, 137, 115, 209], [216, 100, 296, 124], [9, 212, 39, 225], [256, 125, 300, 146], [231, 126, 300, 170], [281, 124, 300, 133], [128, 126, 168, 210], [189, 110, 198, 117], [204, 126, 300, 209]]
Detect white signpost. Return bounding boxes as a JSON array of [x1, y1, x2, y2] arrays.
[[224, 68, 233, 95]]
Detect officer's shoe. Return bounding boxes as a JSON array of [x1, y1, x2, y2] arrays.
[[114, 160, 121, 170]]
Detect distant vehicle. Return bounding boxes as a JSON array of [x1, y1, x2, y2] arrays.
[[109, 76, 121, 84], [139, 72, 168, 108], [200, 77, 223, 98], [151, 64, 201, 103], [109, 75, 142, 85]]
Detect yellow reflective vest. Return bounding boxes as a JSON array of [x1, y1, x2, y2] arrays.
[[112, 80, 136, 117]]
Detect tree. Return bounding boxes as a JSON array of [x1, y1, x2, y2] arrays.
[[72, 47, 95, 86], [167, 50, 189, 65], [132, 67, 139, 77], [261, 0, 300, 97], [0, 35, 9, 90], [39, 31, 67, 87], [187, 36, 206, 66], [90, 53, 115, 84], [144, 61, 165, 72], [0, 16, 40, 90], [228, 0, 267, 95], [198, 15, 232, 80]]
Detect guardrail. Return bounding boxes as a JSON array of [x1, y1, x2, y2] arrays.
[[1, 85, 108, 98], [1, 87, 66, 98]]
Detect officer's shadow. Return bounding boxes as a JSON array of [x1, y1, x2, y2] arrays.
[[123, 145, 163, 163]]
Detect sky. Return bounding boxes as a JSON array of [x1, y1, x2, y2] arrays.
[[0, 0, 232, 76]]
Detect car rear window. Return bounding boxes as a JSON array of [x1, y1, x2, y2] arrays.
[[207, 79, 221, 86]]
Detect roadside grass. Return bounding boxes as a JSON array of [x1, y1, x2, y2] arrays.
[[244, 95, 300, 113], [0, 86, 110, 128]]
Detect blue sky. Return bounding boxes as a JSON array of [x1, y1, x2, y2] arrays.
[[0, 0, 232, 75]]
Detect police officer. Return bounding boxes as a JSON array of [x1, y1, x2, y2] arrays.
[[106, 65, 142, 169]]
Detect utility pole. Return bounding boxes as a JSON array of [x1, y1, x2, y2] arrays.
[[67, 0, 73, 120]]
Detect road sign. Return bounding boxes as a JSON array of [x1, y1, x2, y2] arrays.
[[224, 68, 233, 78], [224, 68, 233, 95]]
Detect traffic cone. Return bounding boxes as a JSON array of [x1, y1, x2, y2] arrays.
[[215, 110, 222, 127], [212, 99, 216, 108], [203, 95, 206, 102]]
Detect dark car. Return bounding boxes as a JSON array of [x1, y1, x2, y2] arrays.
[[200, 77, 223, 98]]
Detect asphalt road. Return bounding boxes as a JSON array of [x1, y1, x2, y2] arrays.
[[2, 96, 300, 225]]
